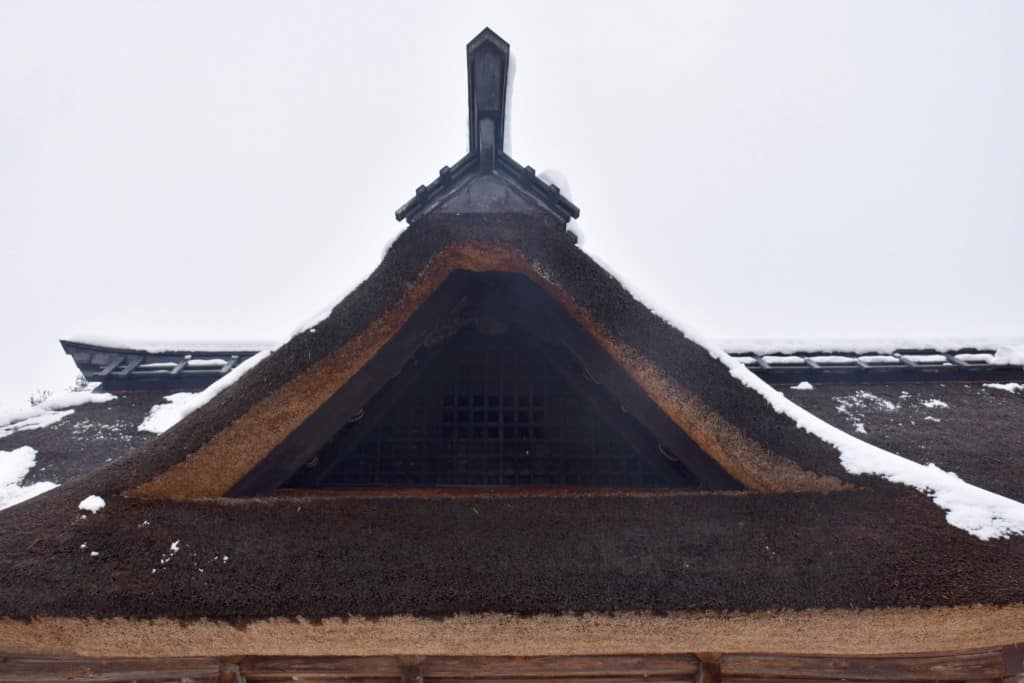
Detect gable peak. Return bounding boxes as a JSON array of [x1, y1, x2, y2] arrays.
[[395, 29, 580, 226]]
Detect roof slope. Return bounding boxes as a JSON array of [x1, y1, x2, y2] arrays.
[[785, 381, 1024, 502], [0, 389, 161, 488], [1, 214, 1023, 625], [1, 27, 1022, 635], [66, 214, 857, 501]]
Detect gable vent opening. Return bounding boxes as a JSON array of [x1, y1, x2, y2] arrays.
[[230, 271, 742, 496], [286, 325, 701, 489]]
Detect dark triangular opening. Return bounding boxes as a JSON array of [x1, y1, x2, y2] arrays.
[[285, 324, 699, 489], [228, 271, 742, 496]]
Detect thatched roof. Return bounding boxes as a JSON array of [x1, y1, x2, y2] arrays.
[[1, 26, 1022, 663], [0, 212, 1022, 635]]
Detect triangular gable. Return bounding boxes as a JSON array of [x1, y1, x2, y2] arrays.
[[231, 271, 740, 495], [116, 28, 851, 501], [123, 238, 846, 500]]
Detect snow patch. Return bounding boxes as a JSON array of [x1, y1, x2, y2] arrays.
[[993, 345, 1024, 366], [0, 447, 58, 510], [537, 168, 574, 202], [138, 392, 196, 434], [186, 358, 228, 368], [153, 540, 182, 572], [0, 390, 116, 439], [78, 495, 106, 513], [65, 336, 273, 354], [761, 355, 805, 365], [138, 351, 271, 434], [790, 381, 814, 391], [835, 391, 897, 418], [920, 399, 949, 409], [808, 355, 856, 365], [985, 383, 1024, 394]]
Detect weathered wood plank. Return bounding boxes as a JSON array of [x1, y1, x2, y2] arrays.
[[427, 678, 689, 683], [720, 650, 1006, 681], [697, 661, 722, 683], [420, 655, 700, 678], [1004, 644, 1024, 676], [242, 655, 699, 680], [95, 354, 126, 378], [251, 678, 400, 683], [0, 655, 222, 682], [726, 678, 906, 683], [241, 655, 402, 678]]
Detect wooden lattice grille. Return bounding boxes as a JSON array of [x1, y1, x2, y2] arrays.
[[286, 325, 699, 489]]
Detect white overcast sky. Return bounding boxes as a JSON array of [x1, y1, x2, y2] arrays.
[[1, 1, 1022, 408]]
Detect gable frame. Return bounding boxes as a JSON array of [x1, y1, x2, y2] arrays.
[[229, 271, 741, 495], [284, 324, 702, 490]]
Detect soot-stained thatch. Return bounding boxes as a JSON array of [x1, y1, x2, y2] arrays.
[[2, 216, 1023, 622], [786, 382, 1024, 502], [60, 214, 857, 501], [1, 486, 1023, 620], [0, 390, 162, 486]]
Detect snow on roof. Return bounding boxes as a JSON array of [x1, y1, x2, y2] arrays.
[[64, 336, 275, 354], [0, 446, 58, 511], [584, 246, 1024, 539], [0, 390, 117, 440], [713, 346, 1024, 540], [138, 350, 271, 434], [718, 337, 1024, 359]]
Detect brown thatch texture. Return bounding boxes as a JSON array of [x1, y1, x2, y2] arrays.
[[1, 486, 1023, 620]]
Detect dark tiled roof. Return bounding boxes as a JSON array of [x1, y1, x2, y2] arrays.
[[733, 348, 1024, 384], [60, 339, 264, 391]]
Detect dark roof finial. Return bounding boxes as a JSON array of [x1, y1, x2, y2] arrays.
[[395, 29, 580, 225], [466, 28, 510, 171]]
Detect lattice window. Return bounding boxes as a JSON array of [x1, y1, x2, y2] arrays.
[[286, 324, 699, 489]]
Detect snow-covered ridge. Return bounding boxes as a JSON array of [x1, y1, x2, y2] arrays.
[[0, 390, 117, 440], [139, 350, 271, 434], [719, 336, 1024, 363], [65, 336, 275, 354]]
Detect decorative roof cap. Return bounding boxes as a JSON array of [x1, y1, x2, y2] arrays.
[[396, 28, 580, 225]]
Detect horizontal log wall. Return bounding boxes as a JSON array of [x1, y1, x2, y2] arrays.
[[0, 648, 1020, 683]]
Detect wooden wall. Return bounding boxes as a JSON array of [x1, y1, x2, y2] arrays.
[[1, 648, 1021, 683]]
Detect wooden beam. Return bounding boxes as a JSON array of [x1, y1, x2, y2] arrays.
[[240, 654, 402, 680], [114, 354, 144, 377], [0, 655, 222, 682], [220, 355, 240, 374], [697, 660, 722, 683], [720, 650, 1006, 681], [227, 271, 474, 496], [420, 655, 699, 679], [169, 358, 188, 375], [1004, 643, 1024, 676], [0, 651, 1017, 683], [95, 354, 126, 378], [498, 278, 741, 490]]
